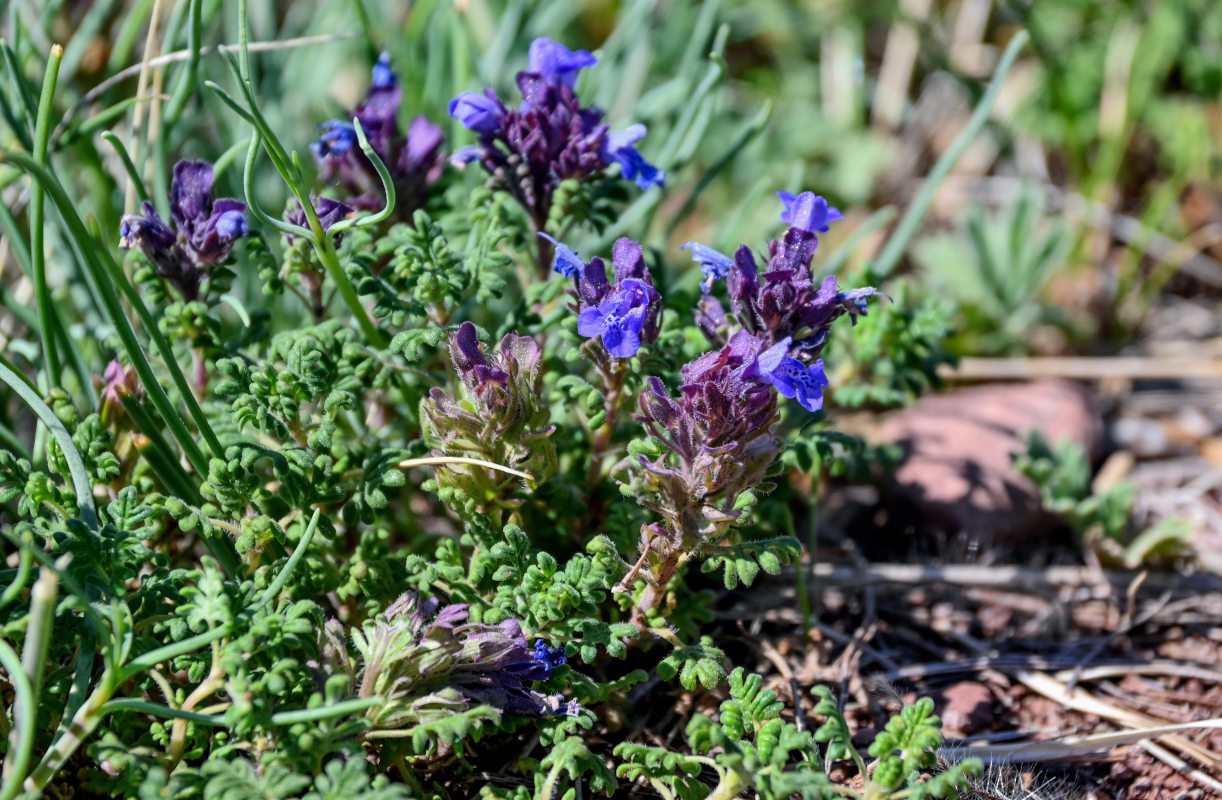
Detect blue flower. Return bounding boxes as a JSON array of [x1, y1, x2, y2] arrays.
[[448, 145, 483, 168], [371, 51, 397, 89], [838, 286, 879, 321], [777, 191, 843, 233], [531, 639, 567, 671], [577, 277, 658, 358], [528, 37, 598, 88], [309, 119, 357, 160], [538, 232, 583, 278], [604, 125, 665, 190], [448, 91, 503, 134], [681, 241, 735, 293], [754, 337, 830, 412]]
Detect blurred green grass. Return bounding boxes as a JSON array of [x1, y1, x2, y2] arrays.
[[2, 0, 1221, 373]]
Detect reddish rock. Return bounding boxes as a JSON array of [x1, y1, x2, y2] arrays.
[[875, 380, 1101, 548], [932, 681, 995, 737]]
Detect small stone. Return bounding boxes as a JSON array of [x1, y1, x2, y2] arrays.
[[933, 681, 994, 737], [875, 380, 1101, 548]]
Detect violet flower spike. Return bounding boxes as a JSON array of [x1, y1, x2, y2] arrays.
[[577, 277, 658, 358], [527, 37, 598, 88], [754, 337, 830, 413], [168, 160, 249, 264], [603, 124, 665, 190], [118, 159, 248, 299], [777, 190, 843, 233], [538, 232, 583, 279], [682, 241, 735, 293]]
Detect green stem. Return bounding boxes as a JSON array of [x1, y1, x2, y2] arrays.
[[0, 360, 97, 531], [704, 768, 746, 800], [270, 697, 381, 725], [0, 640, 34, 800], [102, 699, 222, 726], [100, 130, 151, 205], [250, 509, 320, 612], [871, 30, 1029, 279], [24, 678, 112, 792], [119, 623, 232, 684], [161, 0, 201, 127], [19, 563, 60, 714], [30, 44, 63, 387]]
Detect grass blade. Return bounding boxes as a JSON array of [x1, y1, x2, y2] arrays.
[[871, 30, 1029, 280]]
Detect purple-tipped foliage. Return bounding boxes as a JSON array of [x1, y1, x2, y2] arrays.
[[448, 38, 661, 231], [424, 323, 557, 500], [118, 160, 248, 300], [311, 53, 445, 215], [340, 593, 578, 720], [628, 331, 783, 549]]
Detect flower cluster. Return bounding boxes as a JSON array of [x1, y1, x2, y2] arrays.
[[324, 593, 577, 729], [118, 160, 249, 300], [423, 323, 557, 522], [685, 190, 878, 412], [601, 191, 880, 611], [449, 38, 663, 235], [689, 191, 874, 348], [551, 236, 662, 359], [311, 53, 445, 216]]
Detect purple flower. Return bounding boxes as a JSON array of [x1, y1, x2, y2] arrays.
[[312, 54, 445, 215], [604, 125, 664, 190], [539, 232, 583, 278], [777, 190, 843, 233], [682, 241, 735, 293], [635, 330, 781, 484], [448, 321, 511, 400], [449, 91, 504, 134], [753, 337, 830, 412], [578, 277, 658, 358], [569, 237, 661, 357], [118, 160, 247, 300], [724, 218, 875, 356], [527, 37, 598, 88], [169, 161, 249, 261]]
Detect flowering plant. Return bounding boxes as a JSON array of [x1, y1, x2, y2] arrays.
[[0, 5, 979, 799]]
